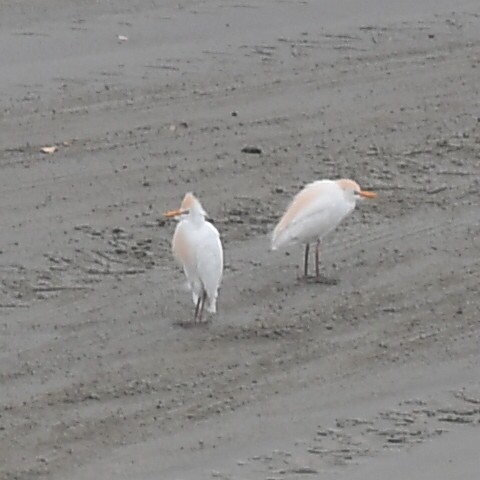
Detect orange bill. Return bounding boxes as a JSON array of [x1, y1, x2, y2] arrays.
[[359, 190, 377, 199], [164, 208, 184, 218]]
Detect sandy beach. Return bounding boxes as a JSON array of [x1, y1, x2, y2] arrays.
[[1, 0, 479, 478]]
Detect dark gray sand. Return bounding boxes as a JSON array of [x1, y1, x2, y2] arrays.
[[1, 0, 479, 478]]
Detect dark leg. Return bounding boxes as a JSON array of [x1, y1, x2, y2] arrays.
[[304, 243, 310, 277], [313, 239, 338, 285], [197, 291, 207, 323], [193, 294, 202, 323]]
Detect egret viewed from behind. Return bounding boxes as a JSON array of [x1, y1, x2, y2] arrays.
[[271, 179, 377, 281], [164, 193, 223, 324]]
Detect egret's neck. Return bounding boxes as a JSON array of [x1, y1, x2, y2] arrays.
[[188, 205, 207, 225], [342, 190, 357, 207]]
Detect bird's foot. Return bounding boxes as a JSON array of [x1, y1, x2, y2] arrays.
[[172, 320, 195, 328], [301, 275, 339, 285], [173, 319, 210, 328]]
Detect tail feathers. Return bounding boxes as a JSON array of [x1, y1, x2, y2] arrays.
[[192, 291, 217, 314], [271, 231, 280, 251], [271, 231, 286, 251], [207, 297, 217, 314], [191, 292, 199, 306]]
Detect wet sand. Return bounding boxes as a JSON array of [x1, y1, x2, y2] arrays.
[[1, 1, 479, 478]]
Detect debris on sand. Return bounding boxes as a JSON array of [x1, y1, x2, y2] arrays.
[[241, 145, 262, 155], [169, 122, 188, 132], [40, 146, 57, 154]]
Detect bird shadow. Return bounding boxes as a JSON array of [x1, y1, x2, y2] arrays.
[[172, 320, 211, 329], [297, 275, 339, 286]]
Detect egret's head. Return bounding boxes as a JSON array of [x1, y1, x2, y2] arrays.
[[336, 179, 377, 203], [164, 192, 208, 220]]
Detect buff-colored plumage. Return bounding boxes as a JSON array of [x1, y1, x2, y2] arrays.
[[165, 193, 223, 323], [272, 179, 376, 278]]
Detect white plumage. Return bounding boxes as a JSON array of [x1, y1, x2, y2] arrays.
[[271, 178, 377, 279], [165, 193, 223, 323]]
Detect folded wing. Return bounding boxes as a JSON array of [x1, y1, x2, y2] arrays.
[[272, 180, 351, 249]]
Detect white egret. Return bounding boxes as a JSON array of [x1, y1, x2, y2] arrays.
[[164, 193, 223, 324], [271, 179, 377, 280]]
